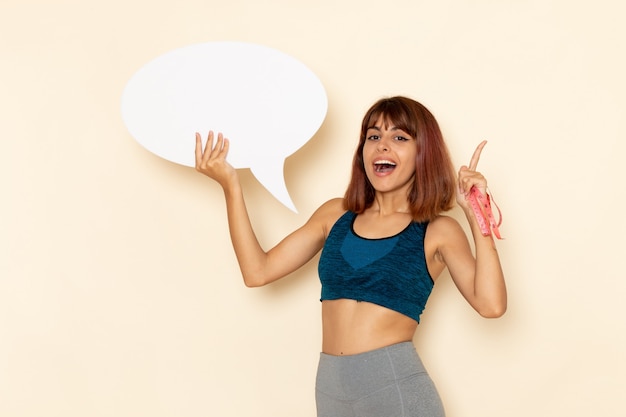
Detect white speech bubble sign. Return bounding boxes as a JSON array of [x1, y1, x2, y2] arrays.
[[121, 41, 328, 212]]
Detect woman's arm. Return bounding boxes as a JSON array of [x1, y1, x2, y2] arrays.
[[195, 131, 339, 287], [435, 141, 507, 317]]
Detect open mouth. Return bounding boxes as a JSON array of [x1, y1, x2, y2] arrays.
[[374, 160, 396, 173]]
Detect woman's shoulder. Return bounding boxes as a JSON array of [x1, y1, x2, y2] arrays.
[[427, 214, 466, 241], [317, 197, 346, 212], [314, 198, 348, 221], [424, 215, 469, 264], [309, 198, 348, 237]]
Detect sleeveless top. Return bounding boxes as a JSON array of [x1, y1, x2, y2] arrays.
[[318, 211, 434, 323]]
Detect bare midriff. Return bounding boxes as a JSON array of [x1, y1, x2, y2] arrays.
[[321, 299, 418, 356]]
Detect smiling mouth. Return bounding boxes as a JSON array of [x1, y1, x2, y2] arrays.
[[374, 160, 396, 173]]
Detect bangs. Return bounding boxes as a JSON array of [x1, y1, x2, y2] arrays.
[[363, 99, 419, 138]]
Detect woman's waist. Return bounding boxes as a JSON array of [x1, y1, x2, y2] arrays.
[[316, 341, 428, 399], [321, 299, 417, 355]]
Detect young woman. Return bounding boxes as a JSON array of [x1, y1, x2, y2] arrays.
[[195, 96, 506, 417]]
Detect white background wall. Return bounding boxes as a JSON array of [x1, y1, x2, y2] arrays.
[[1, 0, 624, 416]]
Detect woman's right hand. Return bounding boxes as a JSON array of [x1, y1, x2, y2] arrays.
[[195, 131, 238, 189]]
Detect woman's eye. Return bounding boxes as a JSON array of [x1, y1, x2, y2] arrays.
[[367, 135, 380, 141], [395, 136, 409, 141]]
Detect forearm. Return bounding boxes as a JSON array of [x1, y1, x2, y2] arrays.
[[463, 207, 507, 317], [222, 182, 270, 287]]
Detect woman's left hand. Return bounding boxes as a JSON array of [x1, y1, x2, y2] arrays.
[[456, 140, 488, 210]]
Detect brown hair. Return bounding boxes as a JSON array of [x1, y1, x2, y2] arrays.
[[343, 96, 456, 222]]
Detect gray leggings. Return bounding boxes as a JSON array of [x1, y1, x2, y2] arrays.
[[315, 342, 445, 417]]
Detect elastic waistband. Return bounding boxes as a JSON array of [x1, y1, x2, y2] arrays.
[[316, 342, 427, 400]]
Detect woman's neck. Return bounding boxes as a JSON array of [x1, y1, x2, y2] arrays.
[[370, 191, 411, 217]]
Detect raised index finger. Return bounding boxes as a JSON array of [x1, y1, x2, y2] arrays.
[[468, 140, 488, 171]]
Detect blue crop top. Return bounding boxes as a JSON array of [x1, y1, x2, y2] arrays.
[[318, 211, 434, 323]]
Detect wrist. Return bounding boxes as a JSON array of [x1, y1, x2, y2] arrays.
[[222, 176, 242, 199]]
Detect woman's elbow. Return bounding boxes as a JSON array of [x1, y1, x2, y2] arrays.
[[242, 272, 272, 288], [478, 303, 507, 318], [243, 276, 264, 288]]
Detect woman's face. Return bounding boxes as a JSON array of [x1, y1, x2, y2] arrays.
[[362, 115, 417, 195]]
